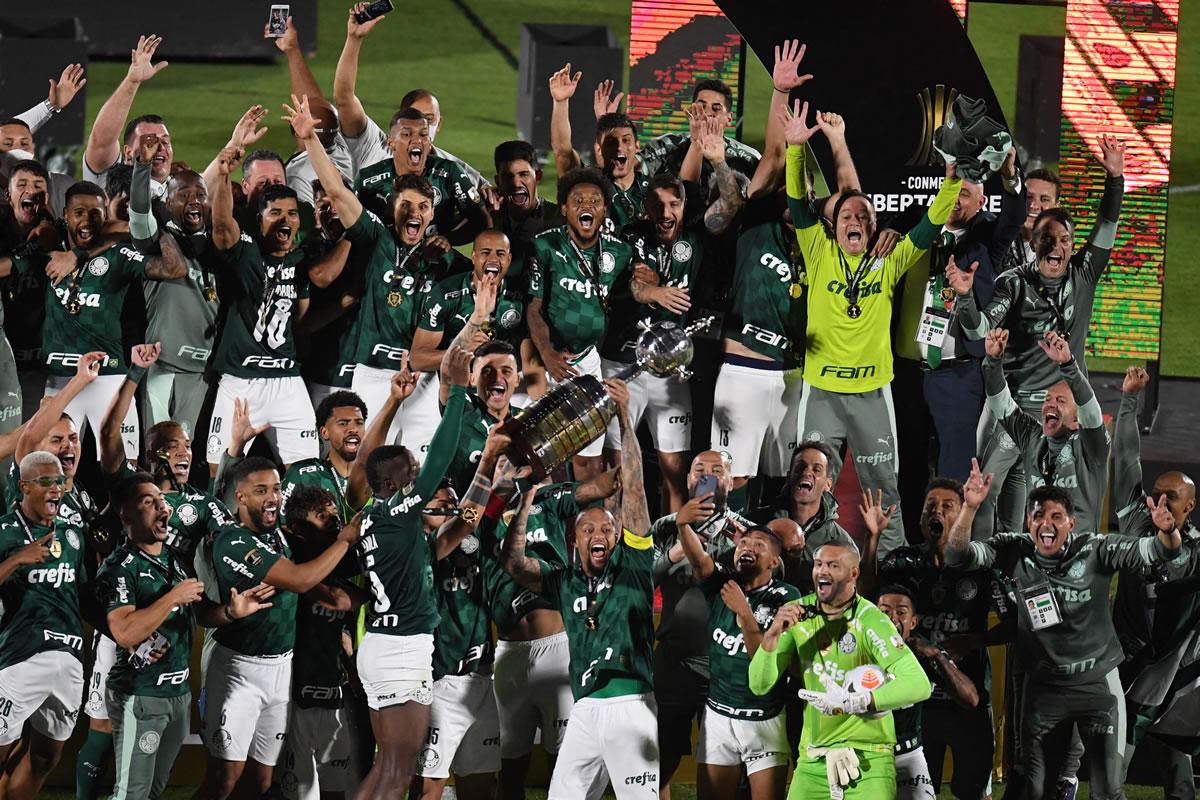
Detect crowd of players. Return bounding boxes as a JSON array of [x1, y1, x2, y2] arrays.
[[0, 6, 1194, 800]]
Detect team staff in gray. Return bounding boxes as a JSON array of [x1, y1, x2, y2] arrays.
[[943, 464, 1182, 800]]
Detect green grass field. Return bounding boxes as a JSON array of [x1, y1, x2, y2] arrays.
[[74, 0, 1200, 376]]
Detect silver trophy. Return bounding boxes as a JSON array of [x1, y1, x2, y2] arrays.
[[501, 317, 714, 479]]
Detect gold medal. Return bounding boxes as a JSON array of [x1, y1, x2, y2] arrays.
[[49, 538, 62, 558], [789, 282, 803, 299], [585, 615, 599, 631], [940, 287, 956, 304], [204, 285, 218, 303], [387, 291, 403, 308], [66, 299, 81, 316], [847, 303, 862, 319]]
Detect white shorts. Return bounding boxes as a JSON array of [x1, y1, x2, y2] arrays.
[[206, 375, 318, 466], [351, 364, 441, 459], [357, 632, 434, 710], [710, 361, 803, 478], [0, 650, 84, 745], [84, 633, 118, 720], [46, 373, 138, 458], [278, 704, 361, 799], [696, 706, 789, 774], [419, 673, 501, 779], [493, 632, 573, 758], [601, 358, 691, 453], [549, 692, 659, 800], [202, 643, 292, 765], [896, 747, 936, 800], [546, 347, 604, 458]]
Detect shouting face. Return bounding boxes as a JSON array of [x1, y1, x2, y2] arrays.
[[835, 195, 875, 256], [647, 186, 684, 244], [20, 460, 65, 524], [166, 172, 210, 234], [125, 121, 173, 182], [471, 231, 511, 283], [1040, 380, 1078, 438], [259, 197, 300, 254], [496, 158, 539, 210], [238, 469, 282, 531], [124, 482, 172, 543], [733, 528, 779, 579], [474, 352, 518, 414], [393, 189, 434, 246], [1028, 498, 1074, 557], [790, 447, 832, 506], [1033, 218, 1073, 280], [43, 418, 80, 480], [575, 507, 618, 575], [563, 183, 606, 246], [66, 192, 107, 250], [812, 543, 859, 607], [595, 126, 638, 182], [920, 487, 963, 546], [389, 118, 432, 175], [321, 405, 366, 463], [8, 168, 49, 227]]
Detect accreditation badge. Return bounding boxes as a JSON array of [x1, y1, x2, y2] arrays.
[[915, 307, 951, 347], [1021, 582, 1062, 630]]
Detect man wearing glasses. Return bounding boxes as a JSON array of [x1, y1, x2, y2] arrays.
[[0, 451, 89, 799]]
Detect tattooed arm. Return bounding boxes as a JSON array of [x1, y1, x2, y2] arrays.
[[500, 485, 545, 592], [608, 379, 651, 534]]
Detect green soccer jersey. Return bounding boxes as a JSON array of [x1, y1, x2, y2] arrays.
[[432, 541, 493, 680], [443, 387, 522, 496], [210, 233, 309, 379], [748, 594, 932, 753], [293, 590, 352, 709], [724, 221, 806, 367], [281, 459, 351, 524], [16, 244, 147, 377], [601, 223, 706, 363], [480, 482, 578, 636], [498, 199, 564, 289], [605, 173, 651, 234], [344, 210, 433, 370], [0, 510, 88, 670], [420, 272, 527, 349], [542, 528, 656, 701], [527, 227, 633, 354], [144, 229, 219, 373], [702, 566, 801, 719], [210, 526, 297, 656], [950, 530, 1178, 685], [96, 542, 194, 697], [358, 392, 465, 636], [354, 154, 479, 241]]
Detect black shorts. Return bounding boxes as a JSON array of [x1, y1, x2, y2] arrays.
[[653, 650, 708, 760]]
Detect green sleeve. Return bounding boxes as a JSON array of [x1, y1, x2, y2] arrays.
[[527, 238, 548, 300], [99, 558, 134, 613], [984, 357, 1041, 452], [1061, 359, 1103, 430], [906, 176, 964, 249], [784, 145, 820, 230], [414, 390, 468, 499], [945, 539, 997, 570], [1097, 531, 1179, 574], [748, 629, 795, 696], [872, 646, 932, 712]]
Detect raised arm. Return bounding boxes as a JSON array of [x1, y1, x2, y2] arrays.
[[500, 483, 546, 592], [1039, 332, 1103, 431], [815, 112, 860, 194], [549, 64, 584, 177], [16, 63, 86, 135], [608, 379, 650, 534], [347, 363, 415, 510], [285, 94, 364, 227], [980, 329, 1040, 448], [431, 276, 498, 400], [432, 428, 518, 559], [942, 460, 994, 569], [129, 136, 161, 251], [750, 40, 811, 199], [210, 147, 243, 251], [949, 264, 1017, 341], [700, 117, 745, 235], [271, 16, 324, 109], [333, 4, 386, 138], [201, 106, 270, 192], [100, 344, 159, 475], [85, 35, 168, 176], [14, 352, 104, 462], [1113, 367, 1149, 533], [1079, 135, 1125, 286], [673, 492, 718, 580], [264, 515, 362, 593], [857, 489, 897, 598], [781, 101, 822, 230], [575, 467, 620, 506]]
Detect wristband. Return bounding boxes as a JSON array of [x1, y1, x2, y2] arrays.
[[44, 99, 61, 115], [126, 364, 148, 384], [222, 604, 235, 623], [484, 492, 507, 520]]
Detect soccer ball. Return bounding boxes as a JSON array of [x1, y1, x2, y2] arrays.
[[844, 664, 889, 719]]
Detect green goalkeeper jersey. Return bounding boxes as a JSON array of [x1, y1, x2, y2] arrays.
[[748, 594, 931, 753], [786, 145, 960, 393]]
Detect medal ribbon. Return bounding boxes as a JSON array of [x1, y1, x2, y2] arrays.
[[567, 237, 609, 314]]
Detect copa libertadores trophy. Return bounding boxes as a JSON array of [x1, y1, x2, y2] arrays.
[[502, 317, 714, 479]]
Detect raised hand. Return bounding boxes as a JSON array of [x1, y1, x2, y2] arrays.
[[75, 352, 106, 384], [963, 458, 993, 509], [686, 103, 705, 140], [778, 100, 819, 146], [1147, 494, 1179, 536], [230, 396, 269, 455], [229, 105, 270, 150], [137, 133, 162, 165], [675, 492, 716, 528], [347, 3, 386, 38], [772, 39, 813, 93], [131, 342, 162, 368], [269, 14, 299, 51], [282, 95, 316, 141], [444, 345, 473, 388], [1122, 366, 1149, 395], [390, 353, 417, 402], [1038, 331, 1072, 365], [945, 256, 978, 297], [473, 273, 499, 321], [984, 328, 1009, 359], [698, 115, 726, 163], [1001, 146, 1018, 180], [549, 63, 581, 103], [48, 63, 87, 110], [127, 35, 169, 84], [814, 111, 846, 144], [1097, 134, 1125, 178], [593, 79, 624, 119], [859, 489, 897, 541], [215, 146, 244, 178]]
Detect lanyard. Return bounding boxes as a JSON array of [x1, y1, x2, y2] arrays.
[[837, 249, 873, 308], [387, 243, 420, 305], [135, 544, 180, 582], [567, 237, 609, 313], [63, 253, 89, 315], [13, 509, 44, 543], [1031, 274, 1070, 337]]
